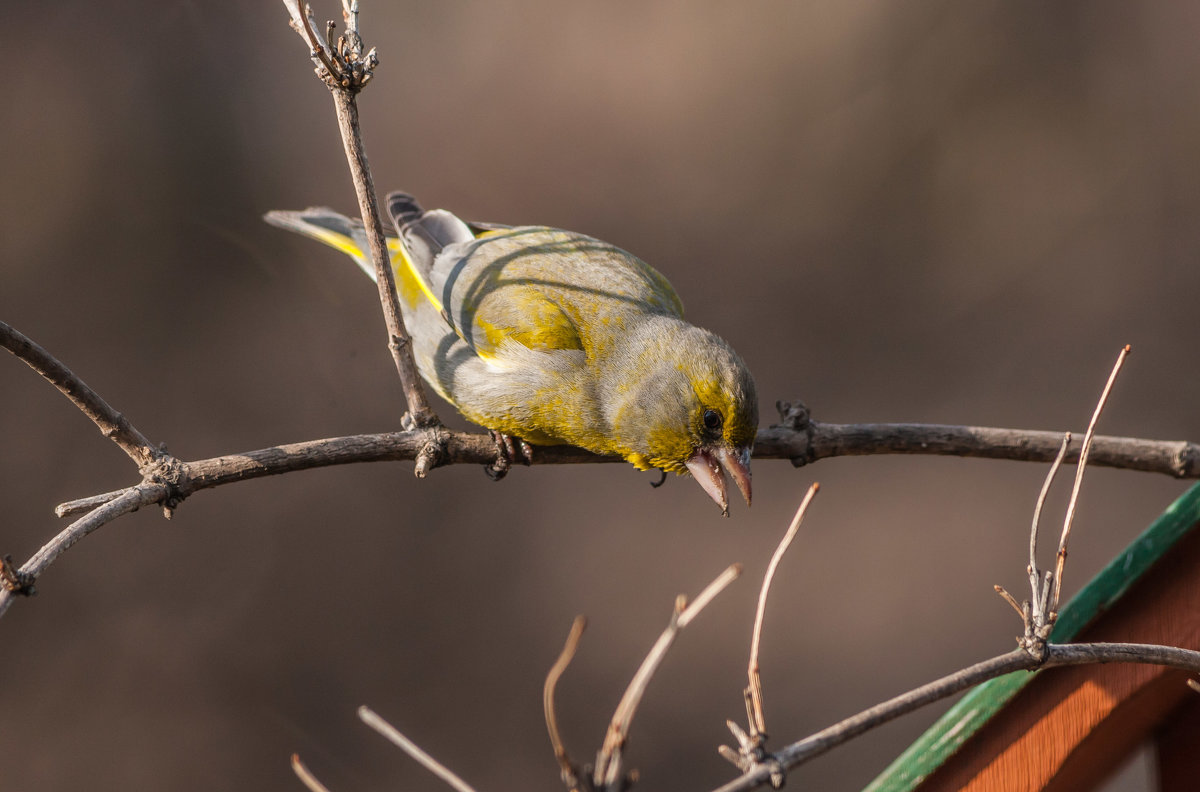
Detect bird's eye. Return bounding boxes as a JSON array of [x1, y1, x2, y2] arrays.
[[702, 409, 723, 432]]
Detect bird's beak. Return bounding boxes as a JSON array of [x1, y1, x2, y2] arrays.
[[685, 445, 753, 516]]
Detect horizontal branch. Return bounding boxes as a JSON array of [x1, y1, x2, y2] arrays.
[[710, 641, 1200, 792], [759, 419, 1200, 478], [52, 422, 1200, 520]]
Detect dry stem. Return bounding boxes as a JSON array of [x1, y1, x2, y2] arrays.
[[358, 705, 479, 792], [1050, 344, 1131, 613], [545, 616, 588, 790], [594, 564, 742, 790], [291, 754, 334, 792], [747, 483, 820, 737]]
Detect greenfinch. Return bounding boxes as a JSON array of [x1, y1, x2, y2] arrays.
[[265, 193, 758, 513]]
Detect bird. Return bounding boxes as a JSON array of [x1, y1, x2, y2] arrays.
[[264, 192, 758, 514]]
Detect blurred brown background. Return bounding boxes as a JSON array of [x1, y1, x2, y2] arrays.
[[3, 1, 1198, 790]]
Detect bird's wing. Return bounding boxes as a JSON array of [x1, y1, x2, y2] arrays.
[[427, 226, 684, 362]]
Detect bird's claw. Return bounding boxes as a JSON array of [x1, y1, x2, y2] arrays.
[[485, 431, 533, 481]]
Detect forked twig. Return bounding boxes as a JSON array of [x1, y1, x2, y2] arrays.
[[593, 564, 742, 790], [994, 345, 1131, 658], [719, 484, 819, 789], [0, 484, 168, 618], [358, 705, 479, 792]]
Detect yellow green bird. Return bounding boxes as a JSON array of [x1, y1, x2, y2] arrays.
[[265, 193, 758, 513]]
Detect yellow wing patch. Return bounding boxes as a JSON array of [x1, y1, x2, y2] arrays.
[[386, 238, 442, 312], [468, 284, 584, 356]]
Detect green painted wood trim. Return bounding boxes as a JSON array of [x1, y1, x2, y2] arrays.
[[863, 482, 1200, 792]]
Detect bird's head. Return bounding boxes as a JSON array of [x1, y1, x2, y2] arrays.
[[610, 323, 758, 515]]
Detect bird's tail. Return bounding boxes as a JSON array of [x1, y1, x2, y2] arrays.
[[263, 205, 436, 309], [385, 192, 475, 271]]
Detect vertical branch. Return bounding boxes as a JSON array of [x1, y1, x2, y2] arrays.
[[281, 1, 440, 432], [329, 91, 439, 429]]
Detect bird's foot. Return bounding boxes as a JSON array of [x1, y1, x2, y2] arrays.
[[485, 431, 533, 481]]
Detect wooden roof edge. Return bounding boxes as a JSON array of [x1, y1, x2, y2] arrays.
[[862, 481, 1200, 792]]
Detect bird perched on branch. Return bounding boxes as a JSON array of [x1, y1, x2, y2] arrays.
[[265, 193, 757, 514]]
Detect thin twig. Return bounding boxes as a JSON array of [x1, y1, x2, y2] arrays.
[[0, 484, 166, 619], [291, 754, 334, 792], [595, 564, 742, 789], [1027, 432, 1071, 623], [1050, 345, 1131, 613], [1, 320, 157, 467], [747, 483, 819, 736], [358, 706, 479, 792], [710, 641, 1200, 792], [544, 616, 587, 789]]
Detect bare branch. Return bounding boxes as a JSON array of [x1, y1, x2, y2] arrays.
[[747, 483, 819, 736], [291, 754, 334, 792], [762, 412, 1200, 479], [595, 564, 742, 790], [544, 616, 587, 791], [1, 320, 157, 467], [357, 706, 479, 792], [711, 642, 1200, 792]]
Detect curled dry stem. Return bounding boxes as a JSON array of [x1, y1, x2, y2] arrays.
[[544, 615, 587, 791]]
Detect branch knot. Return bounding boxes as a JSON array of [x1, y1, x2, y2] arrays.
[[774, 399, 814, 467], [413, 426, 452, 478], [140, 451, 192, 518]]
